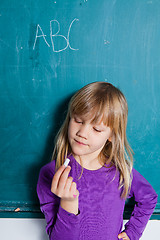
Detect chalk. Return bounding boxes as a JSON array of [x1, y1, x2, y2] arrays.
[[14, 208, 20, 212], [64, 158, 70, 168]]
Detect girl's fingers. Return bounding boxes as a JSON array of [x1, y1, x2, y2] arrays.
[[51, 165, 65, 192], [70, 181, 77, 194], [64, 177, 73, 192], [51, 165, 70, 193], [58, 166, 71, 189], [118, 232, 130, 240], [51, 165, 79, 200], [71, 182, 79, 199], [73, 189, 79, 199]]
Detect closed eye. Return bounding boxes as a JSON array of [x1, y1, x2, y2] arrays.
[[93, 128, 102, 132], [74, 117, 83, 124]]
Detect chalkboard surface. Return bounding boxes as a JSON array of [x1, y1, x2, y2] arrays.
[[0, 0, 159, 218]]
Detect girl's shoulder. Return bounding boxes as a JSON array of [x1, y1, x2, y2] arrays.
[[130, 168, 148, 187], [129, 167, 157, 198], [131, 167, 147, 182]]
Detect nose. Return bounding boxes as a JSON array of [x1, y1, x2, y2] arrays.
[[76, 124, 88, 139]]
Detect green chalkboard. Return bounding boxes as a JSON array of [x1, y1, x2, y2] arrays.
[[0, 0, 159, 218]]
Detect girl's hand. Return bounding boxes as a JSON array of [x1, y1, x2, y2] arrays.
[[118, 232, 130, 240], [51, 165, 79, 214]]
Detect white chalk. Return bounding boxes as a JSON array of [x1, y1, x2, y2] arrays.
[[64, 158, 70, 168]]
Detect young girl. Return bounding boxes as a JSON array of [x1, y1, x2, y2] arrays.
[[37, 82, 157, 240]]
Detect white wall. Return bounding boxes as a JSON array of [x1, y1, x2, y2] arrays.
[[0, 219, 159, 240]]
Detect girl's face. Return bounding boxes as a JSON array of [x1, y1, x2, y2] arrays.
[[68, 114, 112, 162]]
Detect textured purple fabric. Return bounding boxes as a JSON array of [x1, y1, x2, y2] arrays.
[[37, 155, 157, 240]]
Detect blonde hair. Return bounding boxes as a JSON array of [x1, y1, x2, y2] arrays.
[[52, 82, 133, 198]]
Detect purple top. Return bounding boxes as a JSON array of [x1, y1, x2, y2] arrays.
[[37, 155, 157, 240]]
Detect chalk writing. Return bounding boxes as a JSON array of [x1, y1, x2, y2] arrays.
[[33, 24, 50, 49], [104, 40, 110, 45], [33, 18, 79, 52]]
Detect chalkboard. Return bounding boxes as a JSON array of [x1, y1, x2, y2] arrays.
[[0, 0, 159, 218]]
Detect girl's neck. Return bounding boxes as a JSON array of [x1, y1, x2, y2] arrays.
[[73, 154, 104, 171]]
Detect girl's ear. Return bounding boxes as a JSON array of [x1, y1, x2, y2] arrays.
[[108, 130, 112, 142], [108, 136, 112, 142]]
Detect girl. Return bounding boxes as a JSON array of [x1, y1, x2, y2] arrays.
[[37, 82, 157, 240]]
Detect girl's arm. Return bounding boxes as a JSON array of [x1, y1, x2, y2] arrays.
[[37, 162, 80, 240], [124, 168, 158, 240]]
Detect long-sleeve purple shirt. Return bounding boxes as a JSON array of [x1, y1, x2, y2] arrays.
[[37, 155, 157, 240]]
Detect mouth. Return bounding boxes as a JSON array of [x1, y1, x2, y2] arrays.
[[74, 139, 87, 146]]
